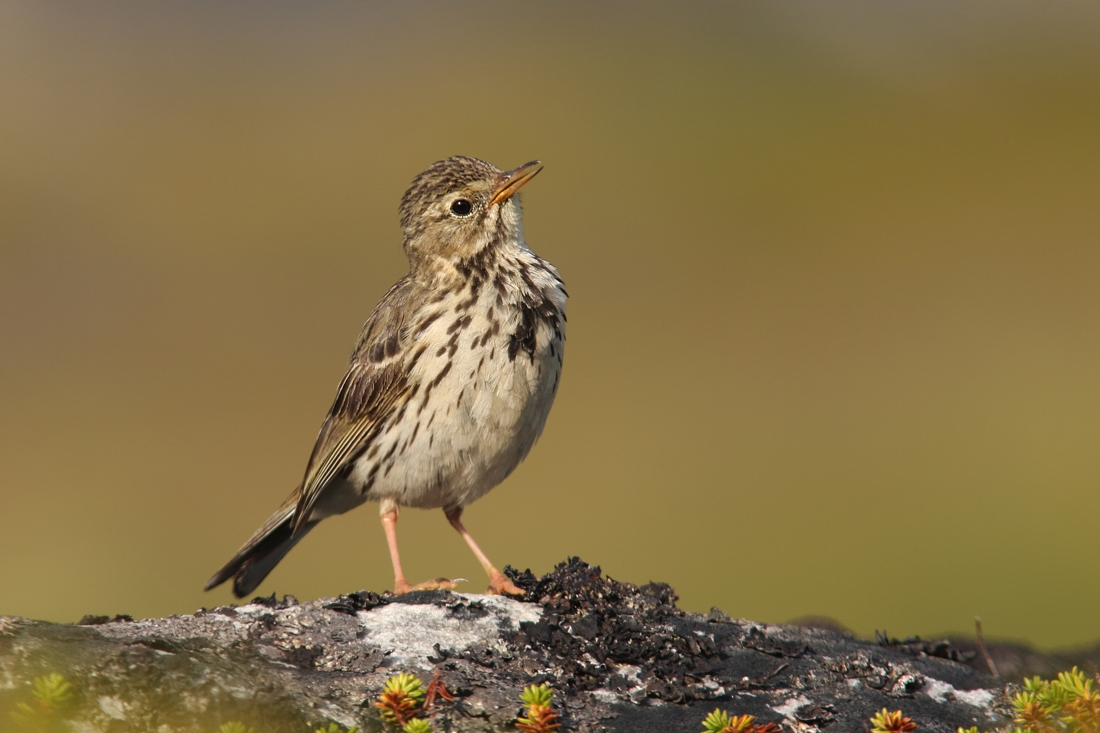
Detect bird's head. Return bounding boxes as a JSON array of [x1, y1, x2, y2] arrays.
[[399, 156, 542, 270]]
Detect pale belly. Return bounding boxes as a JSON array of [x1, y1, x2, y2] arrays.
[[343, 299, 564, 511]]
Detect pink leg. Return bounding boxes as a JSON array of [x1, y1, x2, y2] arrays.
[[380, 505, 413, 594], [445, 507, 524, 596], [380, 502, 462, 595]]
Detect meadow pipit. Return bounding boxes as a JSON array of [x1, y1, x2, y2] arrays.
[[205, 156, 566, 597]]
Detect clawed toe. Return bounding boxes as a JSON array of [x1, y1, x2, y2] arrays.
[[392, 577, 468, 595], [487, 573, 525, 597]]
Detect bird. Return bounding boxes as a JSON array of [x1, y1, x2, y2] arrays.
[[204, 156, 566, 598]]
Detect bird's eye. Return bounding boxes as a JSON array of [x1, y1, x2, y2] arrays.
[[450, 199, 473, 217]]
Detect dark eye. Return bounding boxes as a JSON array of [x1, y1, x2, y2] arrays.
[[450, 199, 473, 217]]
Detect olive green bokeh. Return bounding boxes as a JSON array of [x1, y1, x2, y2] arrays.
[[2, 1, 1099, 648]]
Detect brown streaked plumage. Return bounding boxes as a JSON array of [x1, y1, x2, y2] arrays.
[[205, 156, 566, 598]]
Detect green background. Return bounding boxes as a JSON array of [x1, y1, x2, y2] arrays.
[[2, 1, 1099, 649]]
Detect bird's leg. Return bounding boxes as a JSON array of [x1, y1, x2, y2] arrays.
[[380, 501, 462, 594], [445, 507, 524, 596], [380, 503, 414, 594]]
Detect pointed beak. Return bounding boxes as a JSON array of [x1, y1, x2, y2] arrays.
[[488, 160, 543, 207]]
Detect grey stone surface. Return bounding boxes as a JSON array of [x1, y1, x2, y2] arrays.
[[0, 559, 1018, 732]]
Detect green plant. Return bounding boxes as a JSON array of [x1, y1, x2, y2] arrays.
[[1010, 667, 1100, 733], [517, 684, 560, 733], [870, 709, 918, 733], [700, 707, 781, 733], [9, 673, 74, 731], [219, 724, 260, 733], [375, 673, 434, 732]]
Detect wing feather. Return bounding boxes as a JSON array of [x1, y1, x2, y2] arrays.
[[290, 277, 418, 533]]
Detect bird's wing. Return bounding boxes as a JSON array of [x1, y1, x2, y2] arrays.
[[290, 278, 416, 534]]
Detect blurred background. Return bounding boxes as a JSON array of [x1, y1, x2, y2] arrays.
[[2, 0, 1098, 650]]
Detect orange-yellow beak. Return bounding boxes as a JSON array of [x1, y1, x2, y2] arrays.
[[488, 160, 543, 207]]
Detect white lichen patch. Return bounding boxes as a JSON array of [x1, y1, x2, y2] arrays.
[[97, 695, 129, 720], [921, 677, 954, 703], [772, 694, 812, 718], [920, 676, 996, 710], [592, 663, 646, 703], [955, 687, 995, 708], [615, 664, 642, 685], [591, 689, 619, 703], [314, 702, 360, 729], [357, 594, 542, 669]]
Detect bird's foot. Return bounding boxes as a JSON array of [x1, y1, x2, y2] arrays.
[[391, 577, 467, 595], [487, 572, 525, 597]]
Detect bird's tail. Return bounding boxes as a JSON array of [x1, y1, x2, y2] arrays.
[[204, 491, 317, 599]]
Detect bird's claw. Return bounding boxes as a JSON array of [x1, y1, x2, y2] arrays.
[[487, 573, 525, 597], [392, 577, 467, 595]]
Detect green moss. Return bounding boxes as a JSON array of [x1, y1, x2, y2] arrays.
[[8, 673, 74, 732]]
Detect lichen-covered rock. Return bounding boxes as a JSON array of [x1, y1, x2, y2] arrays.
[[0, 559, 1013, 732]]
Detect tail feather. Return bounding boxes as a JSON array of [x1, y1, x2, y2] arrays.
[[205, 498, 317, 598]]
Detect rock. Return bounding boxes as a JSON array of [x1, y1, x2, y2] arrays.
[[0, 558, 1015, 732]]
